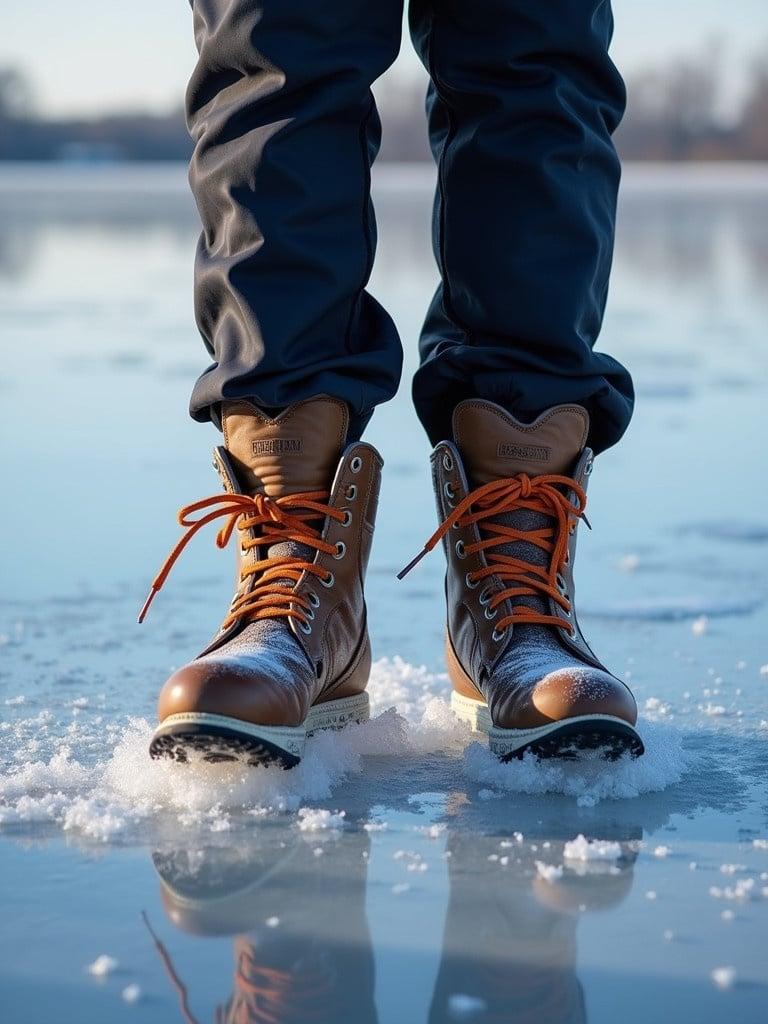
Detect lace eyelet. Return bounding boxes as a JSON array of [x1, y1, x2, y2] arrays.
[[334, 541, 346, 559], [298, 619, 312, 635], [442, 452, 453, 472], [556, 573, 567, 594], [484, 605, 497, 620], [455, 540, 466, 559], [305, 606, 315, 621], [321, 571, 335, 588], [345, 484, 357, 501], [444, 482, 455, 503], [585, 458, 594, 476], [465, 572, 479, 589], [341, 509, 353, 527], [308, 591, 320, 608], [492, 626, 506, 642], [479, 587, 492, 606], [350, 456, 363, 473]]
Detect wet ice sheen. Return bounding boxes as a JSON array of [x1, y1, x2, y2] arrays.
[[0, 658, 687, 840]]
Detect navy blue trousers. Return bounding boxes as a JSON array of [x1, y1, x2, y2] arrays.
[[187, 1, 633, 454]]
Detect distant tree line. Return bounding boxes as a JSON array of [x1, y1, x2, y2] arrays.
[[1, 45, 767, 162]]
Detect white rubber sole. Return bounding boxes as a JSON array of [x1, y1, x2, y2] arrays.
[[450, 690, 644, 760], [149, 691, 370, 769]]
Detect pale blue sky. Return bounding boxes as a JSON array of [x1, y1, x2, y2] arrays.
[[3, 1, 766, 116]]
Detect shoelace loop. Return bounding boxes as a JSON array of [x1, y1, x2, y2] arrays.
[[398, 473, 588, 635], [138, 491, 344, 628]]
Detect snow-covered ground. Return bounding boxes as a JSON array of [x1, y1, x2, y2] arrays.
[[1, 164, 767, 1022]]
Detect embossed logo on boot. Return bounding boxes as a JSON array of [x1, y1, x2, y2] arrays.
[[252, 438, 303, 455], [497, 443, 551, 462]]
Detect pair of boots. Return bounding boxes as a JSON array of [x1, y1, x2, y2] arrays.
[[142, 397, 642, 768]]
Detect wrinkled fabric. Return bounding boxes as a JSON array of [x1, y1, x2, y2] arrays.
[[187, 0, 633, 454]]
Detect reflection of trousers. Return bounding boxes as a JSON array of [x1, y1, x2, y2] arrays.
[[187, 0, 633, 454]]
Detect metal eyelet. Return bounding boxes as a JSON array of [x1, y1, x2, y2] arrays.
[[556, 573, 567, 594], [304, 605, 315, 621], [321, 571, 335, 588], [492, 626, 506, 642], [345, 484, 357, 501], [455, 540, 466, 559], [298, 620, 312, 635], [564, 605, 572, 619], [444, 481, 455, 502], [465, 572, 479, 589], [442, 452, 453, 472], [484, 604, 498, 620], [240, 545, 249, 557], [585, 458, 594, 476], [308, 591, 320, 608], [350, 456, 363, 473], [341, 509, 352, 527], [564, 550, 570, 566], [479, 587, 492, 606], [334, 541, 346, 559]]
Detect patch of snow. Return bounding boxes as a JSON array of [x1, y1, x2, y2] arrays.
[[653, 845, 672, 858], [465, 719, 686, 807], [121, 984, 141, 1004], [535, 861, 564, 882], [265, 916, 280, 928], [691, 616, 709, 636], [87, 955, 118, 977], [711, 966, 737, 990], [709, 878, 755, 901], [617, 553, 640, 572], [296, 808, 346, 832], [563, 835, 622, 862]]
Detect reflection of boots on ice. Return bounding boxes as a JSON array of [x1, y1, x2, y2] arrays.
[[148, 833, 378, 1024], [428, 828, 638, 1024]]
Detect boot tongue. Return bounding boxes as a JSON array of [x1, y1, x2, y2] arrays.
[[452, 401, 589, 486], [222, 397, 349, 497]]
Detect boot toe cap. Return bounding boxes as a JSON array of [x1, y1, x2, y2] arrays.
[[157, 657, 309, 728], [530, 666, 637, 727]]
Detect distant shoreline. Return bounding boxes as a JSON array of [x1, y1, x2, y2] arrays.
[[1, 160, 767, 197]]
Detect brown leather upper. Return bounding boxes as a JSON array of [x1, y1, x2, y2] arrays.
[[436, 401, 637, 730], [157, 397, 380, 727]]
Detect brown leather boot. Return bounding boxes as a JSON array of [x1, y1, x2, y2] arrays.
[[400, 400, 642, 760], [141, 397, 381, 768]]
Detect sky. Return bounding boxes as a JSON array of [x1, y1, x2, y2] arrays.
[[2, 1, 766, 118]]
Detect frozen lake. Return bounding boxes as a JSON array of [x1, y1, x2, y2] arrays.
[[1, 162, 767, 1022]]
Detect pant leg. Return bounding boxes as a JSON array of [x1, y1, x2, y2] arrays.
[[409, 0, 633, 454], [187, 0, 404, 440]]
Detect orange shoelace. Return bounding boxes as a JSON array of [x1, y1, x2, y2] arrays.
[[138, 491, 344, 628], [220, 946, 331, 1024], [398, 473, 588, 635]]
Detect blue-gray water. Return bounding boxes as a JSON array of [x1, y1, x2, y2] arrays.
[[1, 163, 767, 1023]]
